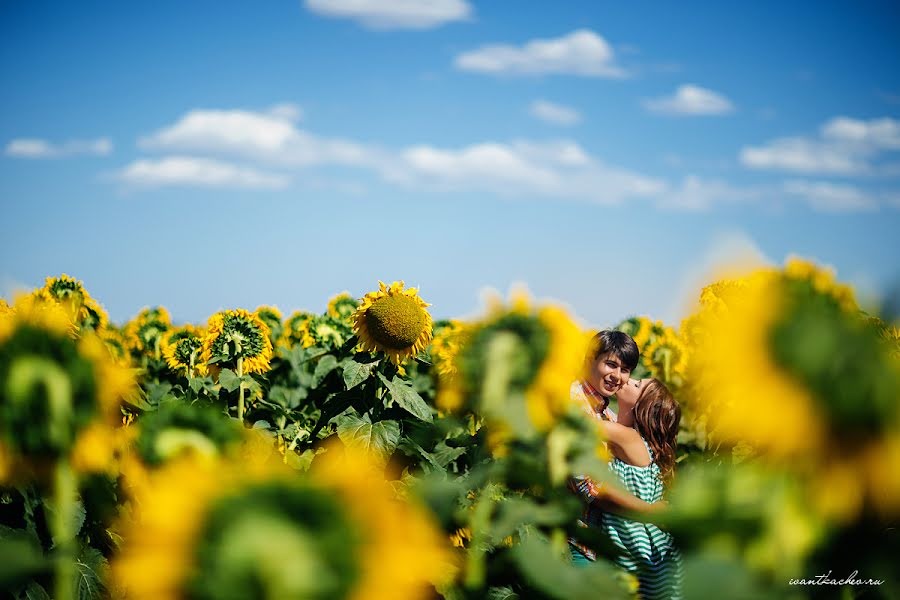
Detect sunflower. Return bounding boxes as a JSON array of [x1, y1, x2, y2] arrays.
[[37, 273, 109, 332], [200, 309, 273, 375], [162, 324, 206, 376], [438, 290, 587, 439], [282, 310, 315, 348], [111, 444, 454, 600], [124, 306, 172, 360], [0, 296, 135, 481], [683, 260, 900, 521], [254, 305, 284, 346], [642, 325, 688, 388], [328, 292, 360, 320], [353, 281, 432, 365]]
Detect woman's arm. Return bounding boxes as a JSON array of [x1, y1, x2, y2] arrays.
[[595, 485, 668, 521]]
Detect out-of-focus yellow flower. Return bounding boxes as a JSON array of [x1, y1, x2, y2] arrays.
[[682, 258, 900, 522], [254, 305, 283, 345], [37, 273, 109, 331], [124, 306, 172, 359], [784, 256, 857, 312], [0, 293, 76, 341], [0, 299, 136, 483], [282, 310, 315, 348], [439, 290, 587, 438], [200, 309, 273, 375], [685, 270, 823, 457], [112, 444, 454, 600], [70, 421, 133, 476], [353, 281, 433, 365], [328, 292, 359, 320]]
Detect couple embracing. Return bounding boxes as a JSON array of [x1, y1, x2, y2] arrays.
[[568, 330, 683, 600]]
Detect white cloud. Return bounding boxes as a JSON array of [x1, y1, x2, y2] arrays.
[[642, 85, 734, 116], [139, 108, 377, 167], [657, 175, 759, 211], [134, 106, 662, 201], [821, 116, 900, 149], [116, 156, 289, 189], [304, 0, 471, 30], [389, 139, 664, 203], [266, 102, 304, 123], [740, 137, 868, 175], [454, 29, 626, 78], [782, 180, 878, 212], [740, 116, 900, 175], [529, 100, 581, 126], [5, 137, 112, 159]]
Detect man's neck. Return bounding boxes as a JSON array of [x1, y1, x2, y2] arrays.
[[581, 380, 610, 413]]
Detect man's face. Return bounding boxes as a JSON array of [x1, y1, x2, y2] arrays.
[[588, 351, 633, 398]]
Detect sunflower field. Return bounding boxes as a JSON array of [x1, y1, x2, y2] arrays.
[[1, 262, 898, 599]]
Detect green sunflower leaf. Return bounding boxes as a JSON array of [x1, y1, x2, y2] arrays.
[[341, 357, 378, 390], [336, 413, 401, 465], [312, 354, 339, 386], [74, 546, 108, 600], [218, 369, 241, 392], [378, 373, 433, 422]]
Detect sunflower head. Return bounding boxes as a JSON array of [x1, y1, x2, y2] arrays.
[[353, 281, 432, 365], [254, 305, 284, 345], [0, 299, 134, 480], [328, 292, 360, 320], [307, 314, 353, 349], [112, 444, 453, 600], [282, 310, 315, 348], [441, 292, 586, 440], [124, 306, 172, 358], [201, 309, 273, 374], [133, 403, 243, 468], [39, 274, 108, 331], [682, 262, 900, 474], [163, 325, 206, 375]]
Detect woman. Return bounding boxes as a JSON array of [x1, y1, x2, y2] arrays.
[[598, 378, 683, 600]]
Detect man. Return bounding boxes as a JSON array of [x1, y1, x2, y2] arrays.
[[568, 330, 663, 563]]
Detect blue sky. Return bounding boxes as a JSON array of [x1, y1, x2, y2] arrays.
[[2, 1, 899, 328]]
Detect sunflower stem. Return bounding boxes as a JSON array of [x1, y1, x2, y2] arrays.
[[237, 356, 245, 422], [51, 460, 77, 600]]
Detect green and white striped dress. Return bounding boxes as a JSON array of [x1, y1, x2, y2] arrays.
[[601, 438, 683, 600]]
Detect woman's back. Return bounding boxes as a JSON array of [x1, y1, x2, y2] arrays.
[[602, 437, 682, 600]]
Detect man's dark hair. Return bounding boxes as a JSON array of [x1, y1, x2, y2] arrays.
[[586, 330, 640, 371]]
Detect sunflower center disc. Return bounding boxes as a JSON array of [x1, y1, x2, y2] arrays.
[[366, 295, 426, 349]]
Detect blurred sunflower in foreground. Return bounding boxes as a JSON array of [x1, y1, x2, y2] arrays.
[[682, 257, 900, 522], [436, 290, 587, 453], [112, 444, 454, 600], [353, 281, 433, 364], [0, 294, 135, 481]]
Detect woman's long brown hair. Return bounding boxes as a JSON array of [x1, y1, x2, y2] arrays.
[[632, 379, 681, 486]]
